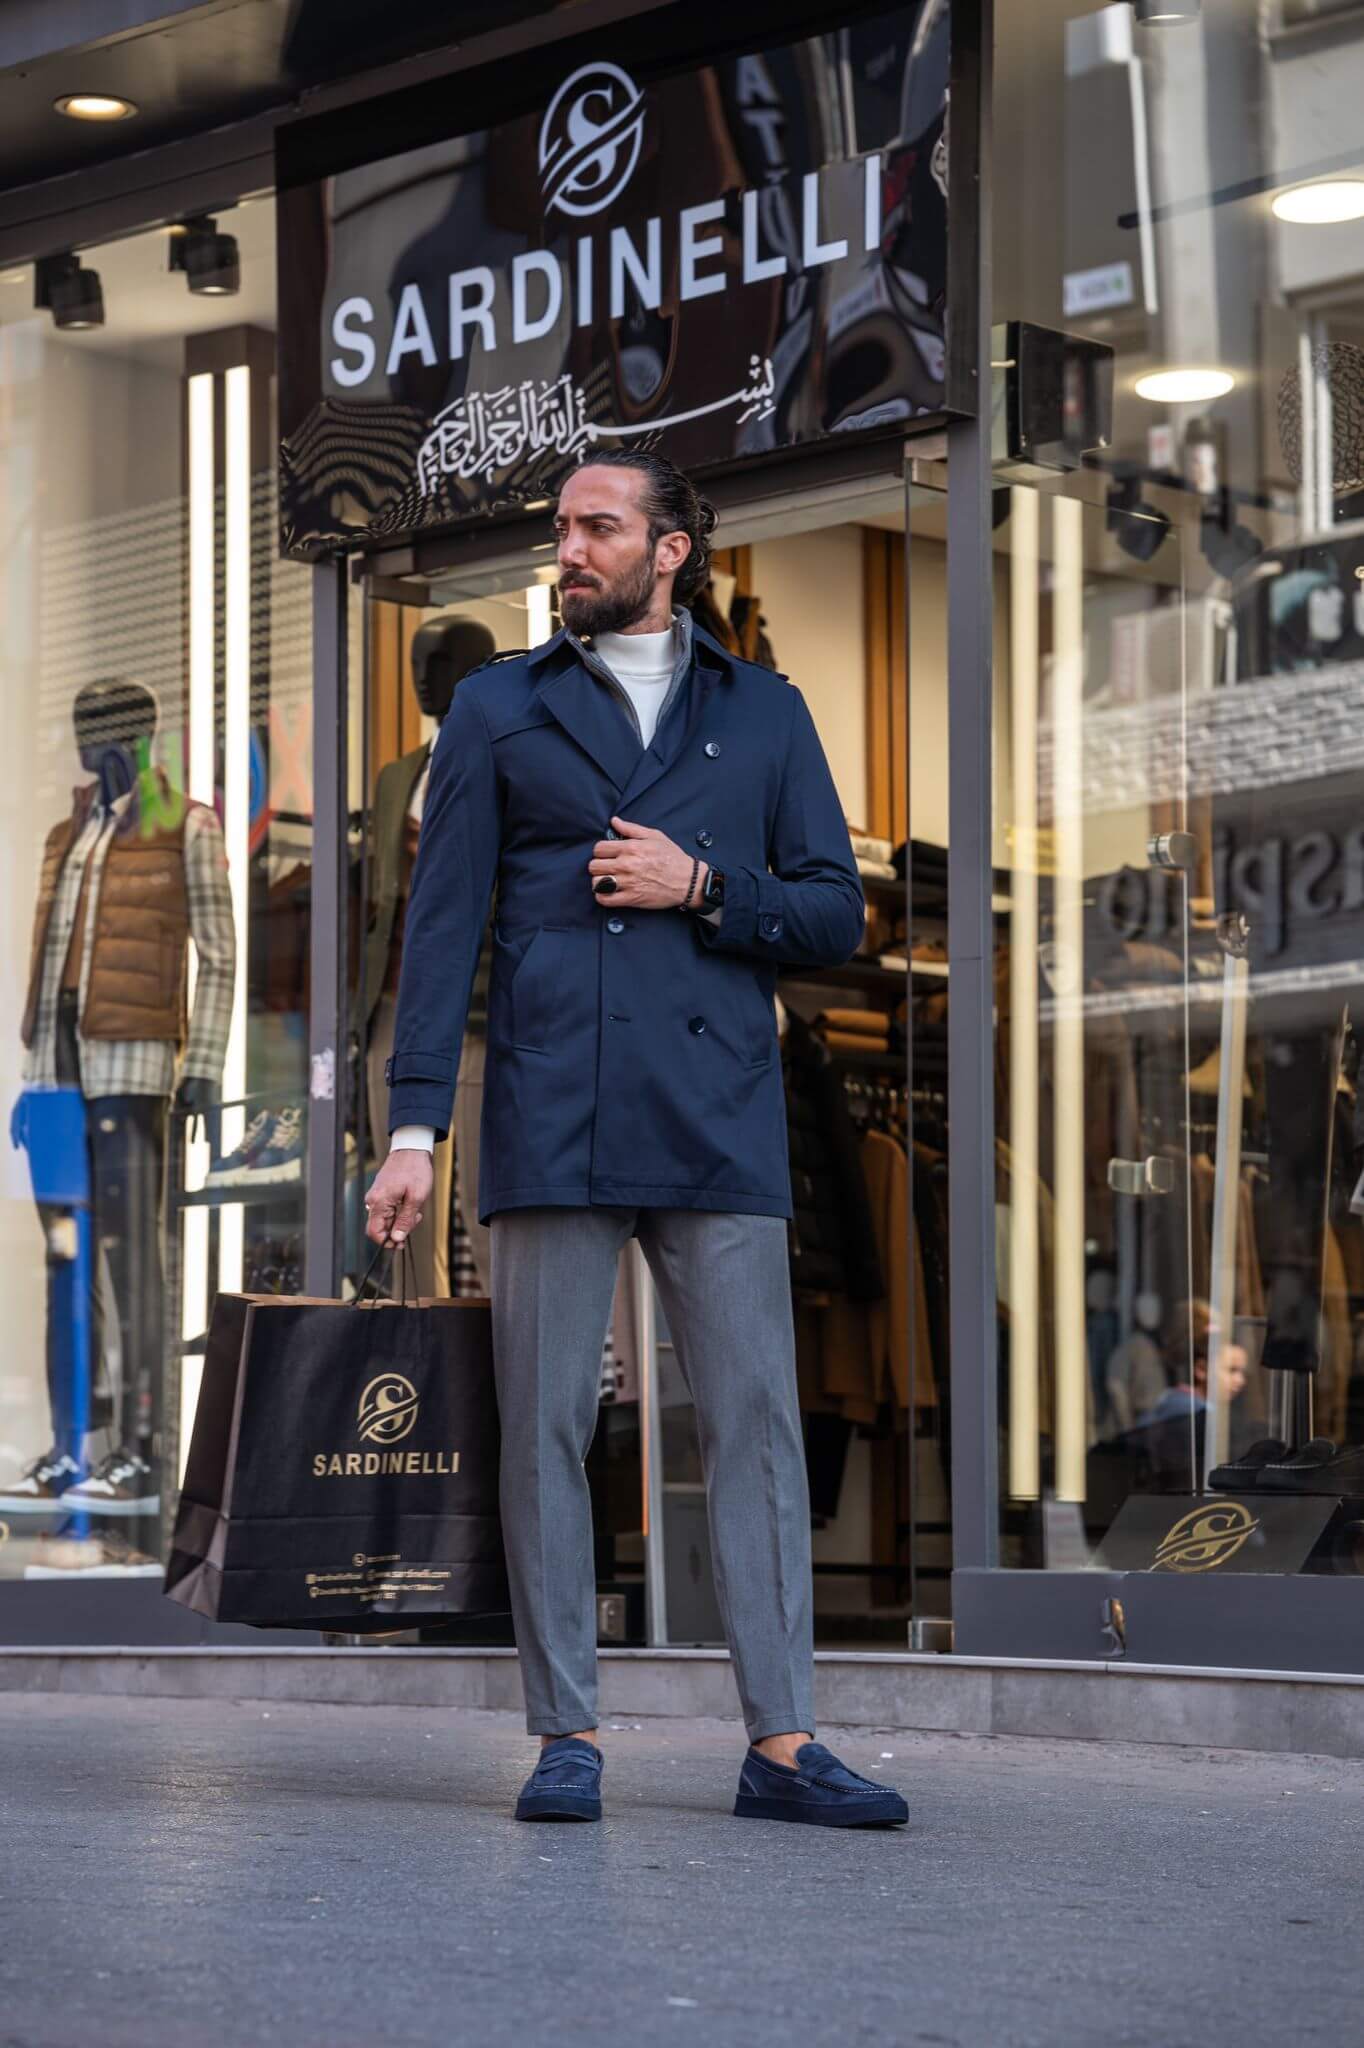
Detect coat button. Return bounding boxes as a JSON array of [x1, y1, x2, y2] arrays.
[[605, 826, 619, 839], [695, 830, 713, 849], [607, 917, 625, 935], [688, 1016, 706, 1034], [760, 914, 782, 938], [703, 741, 721, 759]]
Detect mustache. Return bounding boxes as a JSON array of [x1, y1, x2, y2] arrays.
[[558, 574, 601, 592]]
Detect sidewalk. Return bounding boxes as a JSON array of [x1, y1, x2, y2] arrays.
[[1, 1694, 1361, 2047]]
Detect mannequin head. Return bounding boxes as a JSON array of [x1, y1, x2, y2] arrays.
[[73, 678, 159, 804], [409, 617, 496, 722]]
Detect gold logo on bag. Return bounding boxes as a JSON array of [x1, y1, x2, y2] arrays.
[[1153, 1501, 1259, 1574], [357, 1373, 420, 1445]]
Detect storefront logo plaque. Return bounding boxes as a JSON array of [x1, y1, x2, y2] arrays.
[[276, 2, 963, 556], [540, 62, 648, 219], [1094, 1493, 1337, 1575], [1152, 1502, 1260, 1574]]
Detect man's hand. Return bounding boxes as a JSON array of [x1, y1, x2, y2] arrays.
[[364, 1148, 433, 1247], [589, 815, 706, 910]]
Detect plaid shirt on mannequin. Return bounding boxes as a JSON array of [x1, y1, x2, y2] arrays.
[[24, 790, 236, 1099]]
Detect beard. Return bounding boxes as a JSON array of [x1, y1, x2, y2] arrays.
[[559, 540, 658, 637]]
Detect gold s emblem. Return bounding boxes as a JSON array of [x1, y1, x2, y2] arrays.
[[1153, 1501, 1260, 1574], [357, 1373, 419, 1446]]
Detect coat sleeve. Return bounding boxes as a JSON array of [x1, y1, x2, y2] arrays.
[[696, 684, 865, 968], [386, 687, 500, 1139]]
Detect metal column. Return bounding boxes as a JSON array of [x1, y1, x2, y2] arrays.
[[946, 0, 999, 1572], [305, 557, 350, 1298]]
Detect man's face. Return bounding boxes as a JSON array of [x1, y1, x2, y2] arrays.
[[554, 466, 663, 636]]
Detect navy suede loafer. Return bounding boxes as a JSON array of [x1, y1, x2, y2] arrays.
[[515, 1737, 604, 1822], [734, 1742, 908, 1828]]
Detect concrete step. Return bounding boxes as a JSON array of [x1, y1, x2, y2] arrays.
[[4, 1644, 1364, 1758]]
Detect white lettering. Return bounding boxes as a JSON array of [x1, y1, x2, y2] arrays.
[[742, 189, 787, 285], [512, 251, 563, 343], [330, 296, 376, 387], [680, 200, 726, 301], [448, 266, 496, 360], [734, 56, 785, 168], [576, 236, 593, 327], [801, 172, 847, 269], [609, 219, 661, 320], [864, 153, 882, 253], [385, 282, 437, 375]]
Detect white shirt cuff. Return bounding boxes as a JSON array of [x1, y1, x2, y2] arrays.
[[390, 1124, 436, 1154]]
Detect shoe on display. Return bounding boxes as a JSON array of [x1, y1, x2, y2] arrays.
[[0, 1448, 84, 1513], [250, 1106, 306, 1185], [1256, 1438, 1339, 1492], [205, 1107, 276, 1188], [1281, 1444, 1364, 1498], [60, 1447, 158, 1516], [1208, 1438, 1288, 1492], [24, 1531, 162, 1579]]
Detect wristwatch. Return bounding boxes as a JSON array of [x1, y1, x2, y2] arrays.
[[697, 865, 726, 913]]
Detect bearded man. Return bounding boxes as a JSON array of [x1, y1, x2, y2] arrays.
[[365, 449, 907, 1830]]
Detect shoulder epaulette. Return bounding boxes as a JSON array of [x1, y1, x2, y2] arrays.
[[460, 647, 530, 684]]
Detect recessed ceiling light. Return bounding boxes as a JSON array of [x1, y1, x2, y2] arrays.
[[54, 93, 138, 122], [1133, 0, 1200, 19], [1272, 180, 1364, 225], [1135, 367, 1235, 404]]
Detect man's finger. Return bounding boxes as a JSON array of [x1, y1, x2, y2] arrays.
[[610, 815, 652, 838]]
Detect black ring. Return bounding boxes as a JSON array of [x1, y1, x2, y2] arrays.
[[595, 876, 618, 895]]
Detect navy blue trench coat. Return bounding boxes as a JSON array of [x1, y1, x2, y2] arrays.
[[385, 620, 865, 1224]]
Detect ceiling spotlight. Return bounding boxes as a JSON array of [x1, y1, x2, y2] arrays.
[[1133, 0, 1200, 21], [169, 215, 240, 297], [34, 251, 104, 331], [54, 93, 137, 121], [1272, 180, 1364, 226], [1135, 367, 1235, 404]]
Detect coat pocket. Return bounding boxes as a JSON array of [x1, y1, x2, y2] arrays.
[[507, 926, 570, 1053]]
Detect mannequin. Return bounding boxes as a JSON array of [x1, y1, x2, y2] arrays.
[[364, 617, 496, 1297], [1, 679, 235, 1523]]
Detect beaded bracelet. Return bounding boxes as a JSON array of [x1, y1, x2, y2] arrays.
[[680, 855, 701, 910]]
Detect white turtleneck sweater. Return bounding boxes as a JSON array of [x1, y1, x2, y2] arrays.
[[594, 623, 676, 746]]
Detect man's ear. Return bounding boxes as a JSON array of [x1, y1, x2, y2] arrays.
[[656, 530, 691, 579]]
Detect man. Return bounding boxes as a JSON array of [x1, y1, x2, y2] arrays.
[[366, 450, 907, 1830]]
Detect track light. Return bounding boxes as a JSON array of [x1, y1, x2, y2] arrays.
[[1134, 0, 1200, 20], [169, 215, 240, 297], [34, 251, 104, 331], [54, 93, 137, 121]]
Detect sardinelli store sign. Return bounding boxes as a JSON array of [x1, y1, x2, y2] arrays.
[[276, 3, 959, 557]]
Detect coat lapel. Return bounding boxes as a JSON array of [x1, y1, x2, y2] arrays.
[[617, 655, 723, 812], [533, 640, 642, 794]]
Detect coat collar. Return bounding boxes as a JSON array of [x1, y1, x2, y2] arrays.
[[528, 611, 732, 799]]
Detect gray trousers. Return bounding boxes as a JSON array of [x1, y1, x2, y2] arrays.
[[490, 1206, 815, 1742]]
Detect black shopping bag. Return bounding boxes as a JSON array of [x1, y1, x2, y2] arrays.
[[164, 1256, 508, 1631]]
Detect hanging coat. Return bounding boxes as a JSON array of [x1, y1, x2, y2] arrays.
[[385, 618, 865, 1224]]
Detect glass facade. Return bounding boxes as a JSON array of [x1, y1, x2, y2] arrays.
[[9, 0, 1364, 1663], [0, 203, 319, 1584], [991, 0, 1364, 1583]]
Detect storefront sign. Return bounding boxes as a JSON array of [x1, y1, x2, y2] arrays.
[[276, 4, 958, 556]]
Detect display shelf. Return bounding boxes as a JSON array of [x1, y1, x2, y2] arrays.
[[780, 959, 944, 996], [177, 1180, 306, 1210]]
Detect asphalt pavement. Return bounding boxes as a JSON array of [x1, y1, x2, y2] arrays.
[[1, 1692, 1361, 2047]]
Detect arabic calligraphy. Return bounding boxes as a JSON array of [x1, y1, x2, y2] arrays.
[[415, 356, 777, 497]]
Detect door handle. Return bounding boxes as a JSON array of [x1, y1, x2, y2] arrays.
[[1108, 1155, 1177, 1196]]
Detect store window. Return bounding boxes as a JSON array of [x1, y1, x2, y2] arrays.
[[358, 467, 952, 1647], [992, 0, 1364, 1576], [0, 202, 317, 1588]]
